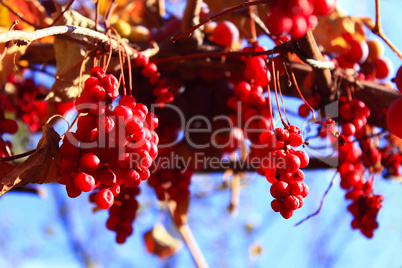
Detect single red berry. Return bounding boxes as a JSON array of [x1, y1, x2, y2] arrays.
[[270, 181, 290, 199], [119, 95, 137, 109], [271, 199, 283, 212], [283, 195, 300, 210], [283, 154, 301, 173], [79, 153, 101, 172], [292, 150, 309, 168], [74, 172, 96, 192], [95, 189, 114, 209]]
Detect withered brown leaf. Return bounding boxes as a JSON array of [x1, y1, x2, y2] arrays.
[[0, 124, 61, 196]]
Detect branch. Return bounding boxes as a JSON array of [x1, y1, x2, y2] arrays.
[[360, 0, 402, 61], [297, 29, 335, 103], [167, 201, 209, 268], [50, 0, 75, 26], [0, 25, 113, 46], [0, 25, 159, 60]]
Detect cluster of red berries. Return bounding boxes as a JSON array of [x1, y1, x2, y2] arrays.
[[339, 97, 370, 140], [226, 45, 272, 146], [335, 37, 394, 81], [148, 168, 192, 204], [347, 181, 383, 238], [266, 0, 335, 39], [5, 75, 48, 132], [381, 147, 402, 176], [102, 185, 140, 244], [226, 80, 271, 144], [135, 53, 174, 107], [60, 66, 159, 209], [249, 125, 310, 218]]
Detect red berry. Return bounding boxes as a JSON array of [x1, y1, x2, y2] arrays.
[[265, 168, 278, 183], [292, 150, 309, 168], [271, 199, 283, 212], [74, 172, 96, 192], [90, 66, 105, 78], [119, 95, 137, 109], [79, 153, 101, 172], [395, 65, 402, 92], [288, 133, 303, 147], [374, 57, 393, 79], [283, 195, 300, 210], [298, 104, 310, 117], [270, 181, 290, 199], [0, 119, 18, 134], [386, 98, 402, 139], [283, 154, 301, 173], [211, 21, 239, 47], [280, 208, 294, 219], [313, 0, 335, 15], [95, 189, 114, 209]]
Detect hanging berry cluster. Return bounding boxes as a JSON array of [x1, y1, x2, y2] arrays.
[[59, 67, 159, 242], [102, 185, 141, 244], [250, 126, 309, 218], [3, 75, 49, 132], [348, 186, 383, 238], [226, 45, 272, 146], [336, 95, 384, 237], [148, 168, 193, 204], [135, 53, 174, 107], [265, 0, 335, 40], [339, 97, 371, 140]]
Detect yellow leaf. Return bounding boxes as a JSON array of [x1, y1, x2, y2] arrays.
[[313, 16, 367, 55], [0, 124, 61, 196], [0, 5, 12, 27]]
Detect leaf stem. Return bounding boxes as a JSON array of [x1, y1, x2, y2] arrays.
[[0, 149, 35, 162]]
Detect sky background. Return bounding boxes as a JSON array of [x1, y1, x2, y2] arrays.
[[1, 0, 402, 267]]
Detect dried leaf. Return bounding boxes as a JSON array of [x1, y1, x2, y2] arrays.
[[0, 124, 61, 196], [0, 43, 26, 86], [2, 0, 38, 27], [143, 224, 182, 259], [47, 10, 94, 101], [313, 16, 366, 54]]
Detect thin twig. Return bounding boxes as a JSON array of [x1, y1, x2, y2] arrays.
[[0, 0, 42, 28], [167, 201, 209, 268], [94, 0, 100, 31], [0, 149, 36, 162], [295, 171, 338, 226], [367, 0, 402, 61], [271, 55, 287, 127], [177, 224, 209, 268], [171, 0, 268, 42], [248, 1, 257, 42], [104, 0, 117, 30], [228, 173, 241, 216], [50, 0, 75, 26]]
